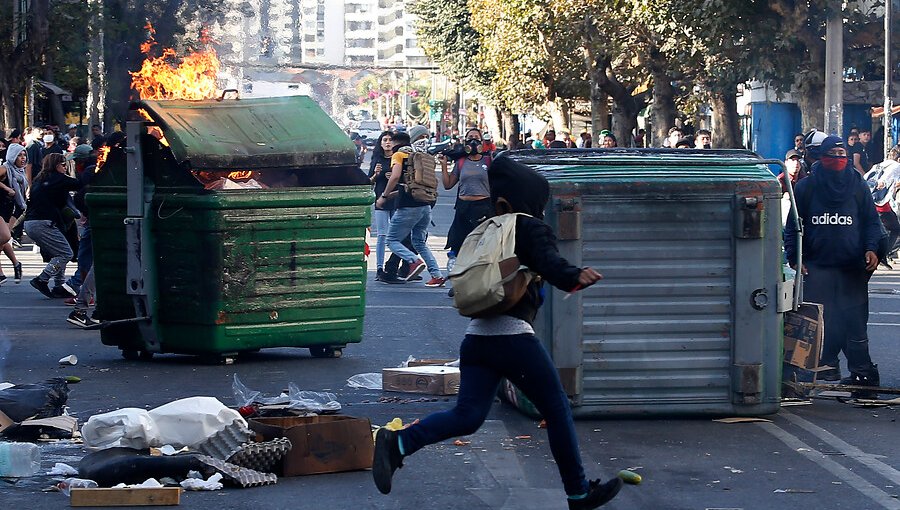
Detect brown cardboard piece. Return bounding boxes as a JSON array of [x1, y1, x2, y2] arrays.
[[0, 410, 13, 433], [783, 303, 824, 370], [249, 415, 373, 476], [382, 366, 461, 395], [407, 358, 456, 367]]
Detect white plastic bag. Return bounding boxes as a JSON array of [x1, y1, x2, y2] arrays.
[[347, 373, 382, 390], [81, 408, 159, 450]]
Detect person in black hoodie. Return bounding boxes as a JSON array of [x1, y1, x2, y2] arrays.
[[784, 136, 882, 397], [24, 152, 83, 298], [372, 156, 622, 509]]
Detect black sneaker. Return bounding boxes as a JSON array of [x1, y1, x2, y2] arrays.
[[375, 268, 385, 282], [817, 366, 841, 382], [372, 427, 404, 495], [380, 273, 406, 285], [51, 286, 73, 298], [0, 274, 6, 285], [13, 262, 22, 283], [568, 478, 624, 509], [67, 310, 98, 328], [30, 277, 54, 298], [848, 366, 880, 400]]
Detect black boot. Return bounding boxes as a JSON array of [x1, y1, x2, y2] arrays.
[[848, 365, 880, 400], [568, 478, 623, 509], [372, 428, 404, 494]]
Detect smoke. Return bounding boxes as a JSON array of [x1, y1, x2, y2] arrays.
[[0, 329, 10, 382]]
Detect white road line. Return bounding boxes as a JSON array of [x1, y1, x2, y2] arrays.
[[758, 422, 900, 509], [781, 412, 900, 486]]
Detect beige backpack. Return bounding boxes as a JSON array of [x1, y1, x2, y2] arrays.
[[449, 213, 534, 318], [399, 147, 438, 203]]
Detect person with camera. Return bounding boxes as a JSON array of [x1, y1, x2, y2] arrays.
[[440, 128, 494, 295]]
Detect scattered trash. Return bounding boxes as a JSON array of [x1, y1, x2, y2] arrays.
[[79, 447, 206, 487], [250, 416, 373, 476], [723, 466, 744, 474], [47, 462, 80, 476], [232, 375, 340, 413], [774, 488, 815, 493], [69, 486, 182, 507], [195, 421, 254, 461], [376, 396, 441, 404], [712, 417, 773, 424], [58, 355, 78, 366], [151, 445, 190, 456], [58, 477, 99, 496], [0, 378, 70, 422], [617, 469, 642, 485], [82, 397, 245, 450], [538, 420, 547, 429], [453, 440, 470, 446], [112, 478, 164, 489], [195, 454, 277, 487], [0, 383, 14, 391], [515, 435, 532, 440], [180, 472, 223, 491], [405, 358, 459, 368], [0, 441, 41, 477], [780, 399, 813, 407], [382, 366, 460, 395], [347, 373, 382, 390], [226, 438, 292, 473]]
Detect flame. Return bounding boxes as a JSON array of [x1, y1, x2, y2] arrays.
[[227, 171, 253, 180], [135, 107, 170, 147], [130, 23, 220, 101], [95, 146, 110, 173]]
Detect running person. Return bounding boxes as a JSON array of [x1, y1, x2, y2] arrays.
[[0, 143, 26, 284]]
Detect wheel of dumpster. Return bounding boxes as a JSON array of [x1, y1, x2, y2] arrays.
[[309, 346, 343, 359], [122, 349, 153, 361]]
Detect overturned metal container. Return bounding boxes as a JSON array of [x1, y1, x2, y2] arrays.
[[87, 95, 373, 361], [507, 149, 792, 416]]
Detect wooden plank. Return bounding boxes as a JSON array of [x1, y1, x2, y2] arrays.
[[70, 487, 181, 507]]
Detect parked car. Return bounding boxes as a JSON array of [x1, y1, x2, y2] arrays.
[[356, 120, 382, 146]]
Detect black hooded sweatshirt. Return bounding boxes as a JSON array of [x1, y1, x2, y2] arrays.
[[488, 156, 582, 324]]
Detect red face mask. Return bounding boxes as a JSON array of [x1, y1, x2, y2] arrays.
[[820, 155, 848, 171]]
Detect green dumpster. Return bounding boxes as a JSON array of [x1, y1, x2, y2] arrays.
[[87, 96, 373, 361]]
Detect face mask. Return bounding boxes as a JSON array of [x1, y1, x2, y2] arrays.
[[43, 134, 54, 143], [820, 155, 848, 172], [702, 144, 711, 149], [465, 139, 483, 154]]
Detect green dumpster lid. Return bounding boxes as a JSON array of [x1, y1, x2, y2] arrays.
[[506, 148, 780, 183], [136, 96, 357, 170]]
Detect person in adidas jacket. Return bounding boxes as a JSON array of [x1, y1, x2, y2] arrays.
[[784, 135, 881, 396], [372, 156, 623, 509]]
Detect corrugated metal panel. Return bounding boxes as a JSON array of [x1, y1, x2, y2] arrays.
[[579, 196, 734, 405]]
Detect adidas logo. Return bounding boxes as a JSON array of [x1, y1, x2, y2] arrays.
[[810, 213, 854, 225]]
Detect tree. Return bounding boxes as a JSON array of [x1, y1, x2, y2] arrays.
[[0, 0, 50, 131]]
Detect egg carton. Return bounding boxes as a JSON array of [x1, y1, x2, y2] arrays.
[[226, 437, 292, 473], [195, 420, 255, 460], [196, 454, 277, 488]]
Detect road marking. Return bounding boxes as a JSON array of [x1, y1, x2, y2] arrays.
[[781, 412, 900, 486], [758, 422, 900, 509], [868, 323, 900, 327]]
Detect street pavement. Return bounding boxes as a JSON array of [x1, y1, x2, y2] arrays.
[[2, 173, 900, 509]]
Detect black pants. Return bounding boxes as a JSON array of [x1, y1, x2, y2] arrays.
[[805, 264, 876, 376], [879, 210, 900, 257], [384, 235, 416, 276]]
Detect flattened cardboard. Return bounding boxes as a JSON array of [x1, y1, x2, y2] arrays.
[[382, 366, 461, 395], [249, 415, 373, 476], [0, 410, 13, 433], [783, 303, 824, 370], [407, 358, 456, 367]]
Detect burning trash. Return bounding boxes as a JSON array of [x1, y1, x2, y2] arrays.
[[130, 23, 220, 101]]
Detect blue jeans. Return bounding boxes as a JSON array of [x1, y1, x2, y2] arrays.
[[67, 223, 92, 292], [398, 333, 588, 496], [372, 208, 392, 269], [387, 205, 441, 279], [25, 220, 73, 287]]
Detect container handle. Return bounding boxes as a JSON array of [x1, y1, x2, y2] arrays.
[[217, 89, 240, 101]]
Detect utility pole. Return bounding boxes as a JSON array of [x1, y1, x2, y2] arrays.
[[823, 3, 843, 136], [885, 0, 894, 156]]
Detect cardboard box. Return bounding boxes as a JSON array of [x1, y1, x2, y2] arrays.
[[407, 358, 457, 368], [783, 303, 824, 370], [382, 366, 461, 395], [249, 416, 373, 476]]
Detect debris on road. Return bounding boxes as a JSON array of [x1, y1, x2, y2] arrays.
[[47, 462, 79, 476], [347, 373, 382, 390], [382, 365, 460, 395], [712, 417, 773, 424], [232, 375, 341, 414], [774, 488, 815, 493], [617, 469, 642, 485], [58, 355, 78, 366], [179, 472, 222, 491], [69, 486, 182, 507]]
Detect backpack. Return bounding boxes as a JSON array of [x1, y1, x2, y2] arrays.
[[399, 147, 438, 203], [449, 213, 534, 318], [795, 179, 890, 263]]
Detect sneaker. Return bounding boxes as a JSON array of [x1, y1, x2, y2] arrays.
[[372, 427, 404, 495], [405, 259, 426, 281], [30, 277, 54, 298], [408, 275, 423, 282], [67, 309, 98, 328], [380, 273, 407, 285], [425, 277, 446, 288], [448, 287, 455, 298], [51, 286, 73, 298], [13, 262, 22, 283], [64, 297, 95, 306], [847, 366, 880, 400], [61, 282, 77, 297], [879, 260, 893, 271], [11, 238, 22, 249], [817, 366, 841, 382], [0, 274, 6, 285], [568, 478, 624, 510]]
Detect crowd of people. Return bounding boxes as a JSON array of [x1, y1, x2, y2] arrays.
[[0, 123, 110, 328]]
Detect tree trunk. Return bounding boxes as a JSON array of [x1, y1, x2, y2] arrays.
[[482, 104, 502, 144], [87, 2, 106, 131], [501, 109, 521, 149], [796, 79, 825, 132], [611, 101, 639, 148], [547, 97, 570, 134], [589, 81, 608, 147], [651, 70, 677, 149], [709, 90, 742, 149]]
